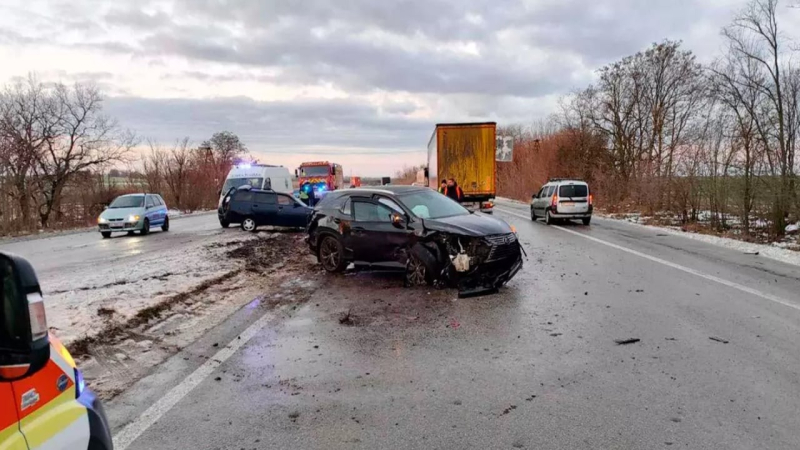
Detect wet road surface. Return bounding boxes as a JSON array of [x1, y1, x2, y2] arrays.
[[98, 203, 800, 450], [0, 212, 218, 279]]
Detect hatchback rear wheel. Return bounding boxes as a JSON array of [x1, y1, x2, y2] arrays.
[[318, 236, 346, 273], [545, 211, 553, 225], [241, 217, 257, 232]]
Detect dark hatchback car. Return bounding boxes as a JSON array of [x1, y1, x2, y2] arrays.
[[307, 186, 523, 295], [219, 187, 312, 231]]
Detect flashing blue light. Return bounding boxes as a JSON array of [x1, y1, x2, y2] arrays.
[[75, 368, 86, 398], [238, 163, 252, 169]]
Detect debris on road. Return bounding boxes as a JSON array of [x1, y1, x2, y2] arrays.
[[665, 338, 677, 341], [744, 251, 760, 256], [550, 333, 562, 337], [709, 336, 729, 344], [501, 405, 517, 416], [614, 338, 641, 345], [339, 309, 355, 325]]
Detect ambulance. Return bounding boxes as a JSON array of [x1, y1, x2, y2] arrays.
[[1, 252, 113, 449]]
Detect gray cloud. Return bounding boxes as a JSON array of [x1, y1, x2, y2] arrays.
[[104, 96, 432, 151]]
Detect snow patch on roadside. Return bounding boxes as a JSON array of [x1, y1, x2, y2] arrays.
[[45, 231, 248, 345]]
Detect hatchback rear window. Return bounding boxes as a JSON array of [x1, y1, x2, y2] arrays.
[[559, 185, 588, 198]]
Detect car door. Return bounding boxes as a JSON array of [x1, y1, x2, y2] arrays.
[[252, 192, 278, 225], [350, 198, 410, 263], [229, 190, 253, 222], [275, 194, 310, 228], [145, 195, 164, 227]]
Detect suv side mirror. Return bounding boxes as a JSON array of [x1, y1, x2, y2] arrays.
[[0, 253, 50, 381], [391, 213, 407, 228]]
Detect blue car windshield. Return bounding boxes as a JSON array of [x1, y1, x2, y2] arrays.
[[109, 195, 144, 208]]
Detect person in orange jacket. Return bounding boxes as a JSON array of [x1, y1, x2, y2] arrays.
[[444, 178, 464, 202]]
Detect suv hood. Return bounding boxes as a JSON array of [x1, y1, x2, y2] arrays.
[[422, 213, 512, 237], [100, 207, 144, 220]]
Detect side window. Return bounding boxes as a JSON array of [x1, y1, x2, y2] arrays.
[[264, 178, 272, 190], [155, 196, 164, 206], [277, 195, 292, 206], [353, 201, 393, 222], [145, 196, 155, 208], [341, 198, 352, 216], [1, 259, 25, 348], [377, 197, 404, 214], [237, 191, 254, 203], [535, 188, 544, 199], [545, 186, 554, 197], [255, 192, 276, 204]]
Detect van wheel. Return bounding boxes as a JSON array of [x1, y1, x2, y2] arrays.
[[241, 217, 257, 232], [140, 219, 150, 235], [545, 211, 553, 225], [101, 231, 111, 239], [582, 217, 591, 226], [162, 216, 170, 231], [530, 207, 537, 221], [318, 236, 346, 273]]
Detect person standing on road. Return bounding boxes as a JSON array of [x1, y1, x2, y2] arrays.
[[299, 184, 310, 205], [444, 178, 464, 203], [307, 185, 317, 207]]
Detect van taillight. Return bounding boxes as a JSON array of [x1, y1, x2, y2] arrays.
[[551, 194, 558, 208], [589, 194, 594, 206]]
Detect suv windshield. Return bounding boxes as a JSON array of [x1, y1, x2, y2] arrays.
[[398, 190, 469, 219], [559, 185, 588, 198], [109, 195, 144, 208]]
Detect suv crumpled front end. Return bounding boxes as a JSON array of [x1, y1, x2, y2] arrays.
[[413, 214, 524, 296]]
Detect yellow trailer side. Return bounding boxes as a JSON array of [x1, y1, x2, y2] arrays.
[[430, 122, 496, 200]]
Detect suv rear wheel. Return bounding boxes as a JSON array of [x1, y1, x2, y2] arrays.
[[545, 210, 554, 225], [530, 207, 536, 221], [318, 236, 346, 273]]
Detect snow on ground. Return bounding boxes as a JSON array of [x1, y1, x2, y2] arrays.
[[44, 231, 246, 345]]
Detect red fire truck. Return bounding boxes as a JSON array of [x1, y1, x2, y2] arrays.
[[296, 161, 344, 194]]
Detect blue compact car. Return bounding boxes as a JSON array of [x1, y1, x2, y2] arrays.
[[97, 193, 169, 238]]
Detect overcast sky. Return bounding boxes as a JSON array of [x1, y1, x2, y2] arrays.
[[2, 0, 797, 176]]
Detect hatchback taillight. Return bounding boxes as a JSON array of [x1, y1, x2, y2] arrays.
[[551, 194, 558, 208], [589, 194, 594, 206]]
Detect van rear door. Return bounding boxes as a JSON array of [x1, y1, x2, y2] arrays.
[[0, 383, 27, 450], [557, 184, 589, 214]]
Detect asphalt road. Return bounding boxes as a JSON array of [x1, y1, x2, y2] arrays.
[[0, 212, 218, 280], [9, 205, 800, 449]]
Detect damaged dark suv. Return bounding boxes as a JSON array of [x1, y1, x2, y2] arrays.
[[307, 186, 523, 296]]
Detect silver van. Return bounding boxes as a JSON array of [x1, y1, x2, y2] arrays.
[[530, 179, 593, 225]]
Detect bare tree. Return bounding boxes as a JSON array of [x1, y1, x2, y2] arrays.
[[200, 131, 248, 188], [162, 138, 192, 210], [30, 82, 135, 228], [721, 0, 796, 234], [0, 76, 54, 228]]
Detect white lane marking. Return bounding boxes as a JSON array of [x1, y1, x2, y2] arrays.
[[114, 311, 275, 450], [496, 207, 800, 313]]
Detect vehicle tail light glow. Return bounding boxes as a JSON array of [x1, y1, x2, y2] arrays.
[[589, 194, 594, 206], [27, 293, 48, 341], [551, 194, 558, 207]]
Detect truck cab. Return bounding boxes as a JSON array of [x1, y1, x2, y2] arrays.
[[1, 253, 113, 449], [296, 162, 344, 195]]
